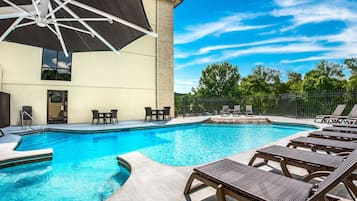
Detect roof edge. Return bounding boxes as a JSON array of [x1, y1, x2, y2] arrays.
[[173, 0, 183, 8]]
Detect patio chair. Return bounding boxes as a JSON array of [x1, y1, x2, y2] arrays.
[[245, 105, 253, 116], [91, 110, 103, 124], [232, 105, 241, 116], [248, 145, 346, 177], [110, 109, 118, 124], [162, 106, 171, 121], [323, 126, 357, 134], [332, 104, 357, 124], [332, 123, 357, 128], [144, 107, 154, 121], [314, 104, 346, 123], [220, 105, 230, 117], [287, 136, 357, 154], [308, 130, 357, 142], [184, 149, 357, 201]]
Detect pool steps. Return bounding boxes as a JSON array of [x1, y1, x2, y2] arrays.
[[0, 148, 53, 169], [0, 134, 53, 169]]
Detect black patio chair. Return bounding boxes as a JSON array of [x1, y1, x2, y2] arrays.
[[92, 110, 103, 124], [145, 107, 154, 121], [162, 106, 171, 121], [110, 109, 118, 124]]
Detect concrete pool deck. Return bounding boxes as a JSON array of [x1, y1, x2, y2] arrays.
[[0, 116, 353, 200]]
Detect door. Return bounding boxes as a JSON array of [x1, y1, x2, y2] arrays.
[[47, 90, 68, 124]]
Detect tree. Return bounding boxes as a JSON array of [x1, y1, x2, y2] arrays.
[[194, 62, 240, 97], [344, 58, 357, 91], [240, 65, 285, 96], [303, 60, 345, 92], [286, 72, 303, 93]]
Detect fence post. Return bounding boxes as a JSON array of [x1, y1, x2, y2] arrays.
[[182, 97, 186, 118], [295, 93, 298, 118]]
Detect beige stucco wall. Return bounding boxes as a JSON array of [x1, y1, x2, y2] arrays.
[[0, 0, 175, 125]]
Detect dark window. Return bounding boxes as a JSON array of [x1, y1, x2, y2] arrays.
[[41, 49, 72, 81]]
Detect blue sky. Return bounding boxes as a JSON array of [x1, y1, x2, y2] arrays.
[[173, 0, 357, 93]]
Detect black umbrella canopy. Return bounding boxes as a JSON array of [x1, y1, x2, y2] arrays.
[[0, 0, 155, 54]]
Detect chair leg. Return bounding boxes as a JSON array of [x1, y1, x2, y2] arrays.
[[216, 185, 227, 201], [280, 159, 292, 178]]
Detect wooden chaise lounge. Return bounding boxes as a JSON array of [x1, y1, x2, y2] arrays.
[[248, 145, 345, 177], [308, 130, 357, 141], [323, 126, 357, 134], [287, 137, 357, 154], [314, 104, 346, 123], [184, 149, 357, 201]]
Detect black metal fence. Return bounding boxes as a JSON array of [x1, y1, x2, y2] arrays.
[[175, 91, 357, 118]]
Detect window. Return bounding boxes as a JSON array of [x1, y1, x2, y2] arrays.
[[41, 49, 72, 81]]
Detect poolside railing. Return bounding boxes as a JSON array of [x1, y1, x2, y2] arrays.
[[175, 90, 357, 118]]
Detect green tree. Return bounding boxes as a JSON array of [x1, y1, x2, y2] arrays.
[[286, 72, 303, 93], [240, 65, 285, 96], [194, 62, 240, 97], [302, 60, 345, 92], [344, 58, 357, 91]]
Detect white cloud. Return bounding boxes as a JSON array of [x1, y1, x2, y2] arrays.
[[254, 62, 264, 66], [281, 25, 357, 63], [272, 4, 357, 31], [175, 13, 270, 44], [174, 79, 199, 94], [176, 42, 331, 70], [57, 61, 71, 69], [198, 36, 312, 54], [274, 0, 310, 7]]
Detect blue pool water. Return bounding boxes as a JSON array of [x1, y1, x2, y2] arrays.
[[0, 123, 313, 201]]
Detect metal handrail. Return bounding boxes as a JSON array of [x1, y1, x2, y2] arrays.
[[21, 110, 33, 129]]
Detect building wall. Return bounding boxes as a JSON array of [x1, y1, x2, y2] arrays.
[[157, 0, 175, 113], [0, 0, 175, 125]]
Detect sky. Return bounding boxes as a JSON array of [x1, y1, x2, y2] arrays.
[[173, 0, 357, 93]]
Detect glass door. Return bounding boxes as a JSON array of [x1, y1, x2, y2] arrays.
[[47, 90, 68, 124]]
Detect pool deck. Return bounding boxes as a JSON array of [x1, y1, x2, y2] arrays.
[[0, 116, 353, 201]]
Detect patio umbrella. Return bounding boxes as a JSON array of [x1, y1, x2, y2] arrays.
[[0, 0, 157, 56]]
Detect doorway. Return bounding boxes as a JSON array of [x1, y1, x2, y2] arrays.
[[47, 90, 68, 124]]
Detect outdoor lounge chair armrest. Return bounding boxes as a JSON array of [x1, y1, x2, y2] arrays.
[[303, 171, 332, 182], [336, 151, 351, 156]]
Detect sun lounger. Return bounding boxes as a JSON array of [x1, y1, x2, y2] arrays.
[[248, 145, 345, 177], [184, 149, 357, 201], [308, 130, 357, 141], [332, 123, 357, 128], [232, 105, 240, 116], [331, 104, 357, 124], [323, 126, 357, 134], [314, 104, 346, 123], [287, 136, 357, 154], [220, 105, 230, 117], [245, 105, 253, 116]]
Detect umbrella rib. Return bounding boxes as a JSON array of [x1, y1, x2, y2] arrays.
[[48, 2, 69, 57], [48, 18, 111, 22], [65, 0, 158, 38], [15, 21, 36, 29], [45, 0, 72, 19], [54, 0, 119, 54], [31, 0, 40, 17], [0, 17, 24, 42]]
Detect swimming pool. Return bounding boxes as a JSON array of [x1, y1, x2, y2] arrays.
[[0, 123, 314, 201]]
